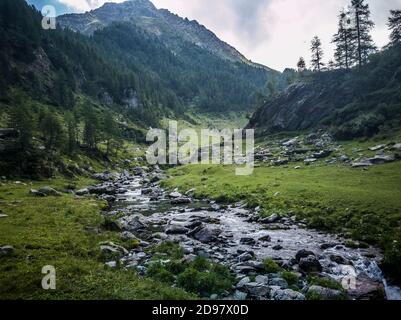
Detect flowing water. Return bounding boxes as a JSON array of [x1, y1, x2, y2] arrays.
[[109, 175, 401, 300]]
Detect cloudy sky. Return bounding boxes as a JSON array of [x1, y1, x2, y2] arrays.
[[28, 0, 401, 71]]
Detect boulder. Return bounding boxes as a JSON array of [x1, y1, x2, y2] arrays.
[[299, 255, 322, 273], [271, 289, 305, 301], [243, 282, 270, 298], [348, 274, 386, 300], [75, 188, 89, 196], [30, 189, 46, 197], [0, 245, 15, 257], [255, 275, 269, 285], [169, 191, 183, 199], [166, 225, 190, 235], [368, 145, 385, 151], [236, 277, 251, 289], [260, 213, 280, 224], [192, 227, 221, 243], [269, 277, 288, 289], [307, 285, 343, 300], [38, 186, 61, 197], [170, 197, 192, 205], [238, 252, 254, 262], [100, 242, 128, 259], [330, 254, 349, 265], [233, 290, 248, 300], [390, 143, 401, 151], [127, 217, 149, 232], [240, 237, 256, 245], [259, 235, 272, 242], [295, 249, 315, 262]]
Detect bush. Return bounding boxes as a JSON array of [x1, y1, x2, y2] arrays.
[[263, 258, 282, 273], [147, 262, 175, 284], [281, 271, 299, 286]]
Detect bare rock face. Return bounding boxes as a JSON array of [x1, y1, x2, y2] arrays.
[[348, 274, 386, 300]]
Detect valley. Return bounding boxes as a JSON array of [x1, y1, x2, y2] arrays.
[[1, 0, 401, 302]]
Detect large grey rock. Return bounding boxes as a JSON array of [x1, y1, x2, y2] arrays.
[[233, 290, 248, 300], [166, 225, 189, 235], [100, 242, 128, 259], [269, 277, 288, 289], [236, 277, 251, 289], [299, 255, 322, 273], [193, 227, 221, 243], [75, 188, 89, 196], [255, 275, 269, 285], [243, 282, 270, 298], [348, 274, 386, 300], [295, 249, 315, 262], [38, 186, 61, 197], [260, 213, 280, 224], [170, 197, 192, 205], [271, 288, 305, 301], [307, 285, 343, 300]]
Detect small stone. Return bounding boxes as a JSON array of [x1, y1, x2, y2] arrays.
[[166, 225, 190, 235], [255, 275, 269, 285], [299, 256, 322, 273], [75, 188, 89, 196], [273, 245, 283, 251], [105, 261, 117, 268], [38, 186, 62, 197], [0, 245, 15, 257], [236, 277, 251, 289], [210, 294, 218, 300], [233, 290, 248, 300], [259, 235, 272, 242], [295, 249, 316, 262], [271, 289, 305, 301], [240, 237, 256, 245]]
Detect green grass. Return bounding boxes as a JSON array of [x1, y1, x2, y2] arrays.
[[163, 161, 401, 281], [0, 178, 193, 300]]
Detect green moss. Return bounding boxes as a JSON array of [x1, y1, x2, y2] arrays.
[[281, 271, 300, 286]]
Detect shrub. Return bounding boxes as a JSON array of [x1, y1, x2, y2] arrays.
[[146, 262, 175, 284], [281, 271, 299, 286], [263, 258, 282, 273]]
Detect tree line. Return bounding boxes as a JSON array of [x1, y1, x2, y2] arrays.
[[296, 0, 401, 72]]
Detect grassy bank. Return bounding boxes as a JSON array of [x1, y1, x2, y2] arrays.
[[163, 162, 401, 281], [0, 178, 193, 300]]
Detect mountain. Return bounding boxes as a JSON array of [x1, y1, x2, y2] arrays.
[[247, 44, 401, 140], [57, 0, 268, 69]]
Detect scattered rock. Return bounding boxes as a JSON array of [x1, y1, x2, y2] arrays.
[[29, 189, 46, 197], [105, 261, 117, 268], [269, 277, 288, 289], [243, 282, 270, 298], [273, 245, 283, 251], [238, 253, 254, 262], [295, 249, 315, 262], [192, 227, 221, 243], [0, 245, 15, 257], [260, 213, 280, 224], [166, 225, 190, 235], [390, 143, 401, 151], [369, 145, 385, 151], [169, 191, 183, 199], [170, 197, 192, 205], [75, 188, 89, 196], [299, 255, 322, 273], [271, 288, 305, 301], [233, 290, 248, 300], [38, 186, 61, 197], [348, 274, 386, 300], [258, 235, 271, 242], [330, 254, 349, 265], [100, 242, 128, 259], [255, 275, 269, 285], [0, 214, 8, 218], [307, 285, 343, 300], [240, 237, 256, 245], [236, 277, 251, 289]]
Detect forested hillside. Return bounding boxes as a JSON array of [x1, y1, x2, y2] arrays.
[[0, 0, 278, 176]]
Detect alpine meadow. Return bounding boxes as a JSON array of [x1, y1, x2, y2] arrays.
[[1, 0, 401, 307]]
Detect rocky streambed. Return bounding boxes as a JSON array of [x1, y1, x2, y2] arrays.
[[82, 168, 401, 300]]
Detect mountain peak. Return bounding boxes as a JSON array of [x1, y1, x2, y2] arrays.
[[58, 0, 273, 69]]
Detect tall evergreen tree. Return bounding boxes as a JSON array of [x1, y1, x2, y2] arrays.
[[333, 9, 355, 69], [102, 110, 119, 157], [65, 111, 78, 154], [388, 10, 401, 47], [83, 106, 99, 149], [8, 104, 34, 152], [350, 0, 376, 66], [39, 109, 65, 151], [310, 36, 324, 72]]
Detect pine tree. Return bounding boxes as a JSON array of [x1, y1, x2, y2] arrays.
[[297, 57, 306, 72], [65, 111, 78, 154], [8, 104, 34, 152], [333, 9, 355, 69], [350, 0, 376, 66], [311, 36, 324, 72], [83, 106, 99, 149], [39, 109, 65, 150], [102, 110, 119, 157], [388, 10, 401, 47]]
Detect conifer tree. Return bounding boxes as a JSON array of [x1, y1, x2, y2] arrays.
[[388, 10, 401, 46], [310, 36, 324, 72], [350, 0, 376, 66], [297, 57, 306, 72], [333, 9, 355, 69]]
